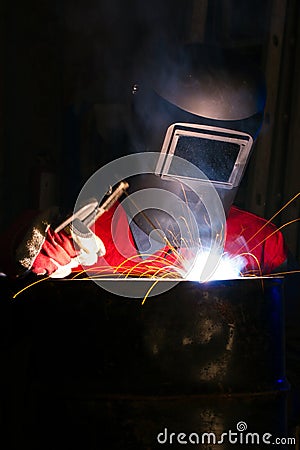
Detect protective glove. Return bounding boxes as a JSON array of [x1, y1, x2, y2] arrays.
[[48, 219, 106, 278], [31, 227, 78, 276], [16, 210, 106, 278]]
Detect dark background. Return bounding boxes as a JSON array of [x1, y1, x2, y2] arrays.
[[1, 0, 300, 261]]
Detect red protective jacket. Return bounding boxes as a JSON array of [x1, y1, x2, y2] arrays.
[[73, 202, 288, 278], [225, 205, 288, 275]]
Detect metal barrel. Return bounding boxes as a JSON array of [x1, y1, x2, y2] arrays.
[[8, 277, 289, 449]]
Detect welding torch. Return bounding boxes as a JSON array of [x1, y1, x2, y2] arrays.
[[54, 181, 129, 233], [49, 181, 129, 278]]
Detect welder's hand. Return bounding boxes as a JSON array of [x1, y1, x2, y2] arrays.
[[32, 220, 106, 278], [15, 208, 106, 278], [11, 206, 105, 279], [31, 227, 79, 276]]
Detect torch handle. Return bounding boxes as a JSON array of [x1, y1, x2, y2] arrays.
[[84, 181, 129, 228], [54, 181, 129, 233]]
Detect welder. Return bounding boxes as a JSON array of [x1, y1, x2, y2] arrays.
[[5, 44, 290, 279], [1, 44, 300, 430]]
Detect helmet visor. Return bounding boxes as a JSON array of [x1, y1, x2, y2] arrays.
[[155, 123, 253, 190]]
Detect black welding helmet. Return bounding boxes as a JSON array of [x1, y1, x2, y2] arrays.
[[127, 44, 266, 245]]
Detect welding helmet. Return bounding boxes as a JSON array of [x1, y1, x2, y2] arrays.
[[127, 44, 266, 244]]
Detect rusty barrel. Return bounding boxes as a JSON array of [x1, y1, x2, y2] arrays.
[[8, 276, 289, 449]]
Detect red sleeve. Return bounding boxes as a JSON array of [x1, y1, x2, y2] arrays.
[[225, 206, 288, 275], [73, 201, 180, 277], [93, 201, 141, 270]]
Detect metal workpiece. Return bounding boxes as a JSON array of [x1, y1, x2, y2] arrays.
[[6, 276, 290, 449]]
